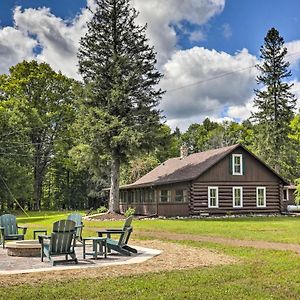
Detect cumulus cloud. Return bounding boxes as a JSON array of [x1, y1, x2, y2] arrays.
[[0, 27, 36, 74], [2, 0, 298, 130], [161, 47, 258, 128], [286, 40, 300, 68], [133, 0, 225, 64], [12, 5, 93, 79]]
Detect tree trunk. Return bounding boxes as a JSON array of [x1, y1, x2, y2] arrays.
[[109, 154, 120, 213], [33, 167, 43, 210]]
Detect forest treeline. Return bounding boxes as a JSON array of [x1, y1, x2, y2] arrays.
[[0, 61, 299, 212], [0, 5, 299, 213]]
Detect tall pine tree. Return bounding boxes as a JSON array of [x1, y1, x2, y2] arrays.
[[252, 27, 296, 174], [78, 0, 164, 212]]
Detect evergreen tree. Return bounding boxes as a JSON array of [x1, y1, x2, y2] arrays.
[[252, 27, 296, 173], [77, 0, 164, 212]]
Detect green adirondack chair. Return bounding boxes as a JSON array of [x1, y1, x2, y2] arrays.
[[96, 215, 133, 239], [106, 225, 137, 256], [39, 220, 78, 266], [67, 213, 83, 244], [0, 214, 27, 248]]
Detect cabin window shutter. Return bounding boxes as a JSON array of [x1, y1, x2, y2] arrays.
[[242, 156, 246, 175], [229, 155, 233, 175]]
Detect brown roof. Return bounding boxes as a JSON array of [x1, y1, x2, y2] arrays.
[[121, 144, 240, 189]]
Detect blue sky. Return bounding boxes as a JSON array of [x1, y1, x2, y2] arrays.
[[0, 0, 300, 129], [1, 1, 299, 57]]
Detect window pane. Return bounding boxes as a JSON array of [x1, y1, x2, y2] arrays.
[[175, 190, 184, 202], [209, 188, 218, 207], [149, 190, 154, 202], [257, 188, 265, 206], [210, 189, 216, 198], [160, 190, 169, 202], [233, 155, 242, 175], [233, 188, 241, 206]]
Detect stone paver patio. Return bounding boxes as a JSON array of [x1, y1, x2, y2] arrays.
[[0, 243, 161, 275]]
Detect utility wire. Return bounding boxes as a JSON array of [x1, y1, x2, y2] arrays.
[[0, 173, 29, 217], [166, 50, 300, 93]]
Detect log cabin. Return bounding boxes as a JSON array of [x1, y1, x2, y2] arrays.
[[118, 144, 295, 217]]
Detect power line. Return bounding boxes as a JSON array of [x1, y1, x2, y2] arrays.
[[166, 50, 300, 94], [0, 173, 29, 217]]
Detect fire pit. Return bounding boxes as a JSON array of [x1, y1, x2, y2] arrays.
[[6, 240, 41, 257]]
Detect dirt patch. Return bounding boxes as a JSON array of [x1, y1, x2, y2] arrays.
[[136, 231, 300, 255], [0, 239, 236, 287]]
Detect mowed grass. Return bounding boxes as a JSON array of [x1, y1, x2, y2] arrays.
[[17, 211, 300, 244], [2, 212, 299, 299], [1, 240, 300, 299]]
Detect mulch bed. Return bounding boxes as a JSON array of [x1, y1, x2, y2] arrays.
[[87, 212, 127, 221]]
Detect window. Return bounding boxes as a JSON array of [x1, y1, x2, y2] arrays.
[[233, 187, 243, 208], [208, 187, 219, 208], [160, 190, 170, 202], [283, 189, 289, 201], [232, 154, 243, 175], [256, 187, 266, 207], [140, 189, 144, 203], [149, 190, 154, 202], [175, 190, 184, 202]]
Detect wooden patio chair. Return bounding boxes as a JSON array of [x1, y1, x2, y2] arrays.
[[0, 214, 27, 248], [39, 220, 78, 266], [96, 215, 133, 239], [67, 213, 84, 244], [106, 225, 137, 256]]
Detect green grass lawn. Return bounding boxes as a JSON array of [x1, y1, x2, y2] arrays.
[[2, 212, 300, 299], [17, 212, 300, 244]]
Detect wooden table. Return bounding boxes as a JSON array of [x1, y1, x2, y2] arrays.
[[33, 229, 48, 239], [82, 237, 107, 259]]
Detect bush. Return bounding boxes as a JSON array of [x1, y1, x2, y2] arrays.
[[97, 206, 108, 214], [124, 207, 135, 218]]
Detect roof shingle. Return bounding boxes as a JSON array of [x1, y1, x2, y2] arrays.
[[122, 144, 239, 189]]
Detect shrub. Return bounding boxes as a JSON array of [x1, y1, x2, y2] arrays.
[[97, 206, 108, 214], [124, 207, 135, 218]]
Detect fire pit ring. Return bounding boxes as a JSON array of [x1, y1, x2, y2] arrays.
[[6, 240, 41, 257]]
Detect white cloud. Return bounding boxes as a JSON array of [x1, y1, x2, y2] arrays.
[[161, 47, 258, 128], [0, 27, 36, 74], [291, 80, 300, 110], [189, 30, 206, 43], [227, 97, 255, 120], [3, 0, 299, 131], [286, 40, 300, 67], [133, 0, 225, 64], [13, 5, 93, 79], [222, 23, 232, 39]]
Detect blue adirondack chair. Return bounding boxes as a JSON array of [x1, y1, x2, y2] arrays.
[[39, 220, 78, 266], [67, 213, 84, 244], [0, 214, 27, 248]]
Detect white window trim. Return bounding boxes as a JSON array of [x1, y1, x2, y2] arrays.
[[232, 154, 243, 175], [208, 186, 219, 208], [283, 188, 289, 201], [232, 187, 243, 208], [256, 187, 266, 208]]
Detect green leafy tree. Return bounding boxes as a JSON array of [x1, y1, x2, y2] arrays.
[[77, 0, 164, 212], [0, 61, 77, 209], [252, 27, 296, 173]]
